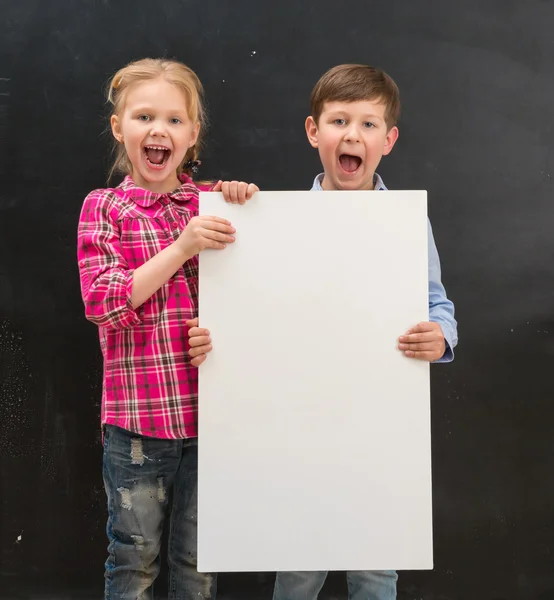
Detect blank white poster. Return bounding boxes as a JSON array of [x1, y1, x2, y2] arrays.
[[198, 190, 431, 573]]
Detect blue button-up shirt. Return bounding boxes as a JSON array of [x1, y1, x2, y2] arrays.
[[311, 173, 458, 362]]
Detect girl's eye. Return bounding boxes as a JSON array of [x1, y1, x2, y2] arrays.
[[138, 115, 150, 122], [170, 118, 182, 125]]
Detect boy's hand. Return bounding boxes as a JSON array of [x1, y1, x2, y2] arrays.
[[186, 318, 212, 367], [398, 322, 445, 362], [212, 180, 259, 204]]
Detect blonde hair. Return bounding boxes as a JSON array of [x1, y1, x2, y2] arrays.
[[106, 58, 207, 182], [311, 64, 401, 130]]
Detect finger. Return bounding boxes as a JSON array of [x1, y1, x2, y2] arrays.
[[201, 227, 235, 244], [188, 326, 210, 338], [221, 181, 230, 203], [191, 355, 207, 367], [189, 335, 211, 348], [189, 344, 212, 358], [246, 183, 259, 199], [212, 180, 223, 192], [406, 322, 437, 334], [398, 332, 439, 344], [229, 181, 239, 204], [237, 181, 248, 204], [221, 182, 237, 203], [186, 318, 199, 328], [200, 216, 233, 228], [403, 349, 437, 361], [398, 341, 438, 352], [202, 239, 227, 250], [196, 237, 227, 251], [198, 220, 235, 235]]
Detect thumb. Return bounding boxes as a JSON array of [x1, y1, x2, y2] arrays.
[[212, 180, 223, 192], [186, 318, 199, 328]]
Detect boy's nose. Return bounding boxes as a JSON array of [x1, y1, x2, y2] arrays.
[[343, 127, 360, 143]]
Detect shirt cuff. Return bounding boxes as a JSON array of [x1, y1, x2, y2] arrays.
[[121, 270, 142, 328], [434, 326, 455, 364]]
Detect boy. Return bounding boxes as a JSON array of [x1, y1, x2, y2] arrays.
[[188, 64, 458, 600]]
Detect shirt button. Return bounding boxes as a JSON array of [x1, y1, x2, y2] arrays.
[[171, 222, 178, 229]]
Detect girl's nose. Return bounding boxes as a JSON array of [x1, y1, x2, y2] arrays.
[[150, 123, 168, 137]]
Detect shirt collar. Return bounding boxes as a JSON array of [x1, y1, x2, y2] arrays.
[[118, 173, 200, 208], [311, 172, 388, 191]]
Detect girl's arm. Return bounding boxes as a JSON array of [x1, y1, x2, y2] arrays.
[[78, 190, 233, 328]]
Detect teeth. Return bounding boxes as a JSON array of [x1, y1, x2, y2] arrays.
[[144, 146, 170, 151]]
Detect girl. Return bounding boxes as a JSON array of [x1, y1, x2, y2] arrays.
[[77, 58, 258, 600]]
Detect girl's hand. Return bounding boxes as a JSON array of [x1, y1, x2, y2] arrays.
[[212, 180, 259, 205], [186, 318, 212, 367], [176, 216, 235, 259]]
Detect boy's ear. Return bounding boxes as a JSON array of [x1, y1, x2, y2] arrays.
[[382, 126, 399, 156], [111, 115, 123, 143], [305, 116, 319, 148]]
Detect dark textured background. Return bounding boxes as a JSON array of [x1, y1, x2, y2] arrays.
[[1, 1, 554, 598]]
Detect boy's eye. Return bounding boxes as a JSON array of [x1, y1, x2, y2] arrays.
[[363, 122, 376, 129], [170, 118, 182, 125], [334, 119, 346, 126], [138, 115, 151, 122]]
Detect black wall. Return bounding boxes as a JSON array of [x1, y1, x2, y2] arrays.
[[1, 1, 554, 598]]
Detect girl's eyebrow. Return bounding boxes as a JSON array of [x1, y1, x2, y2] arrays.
[[129, 104, 188, 114]]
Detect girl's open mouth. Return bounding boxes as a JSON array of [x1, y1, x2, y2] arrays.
[[144, 146, 171, 169]]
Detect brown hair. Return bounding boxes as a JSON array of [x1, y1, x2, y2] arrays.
[[310, 64, 401, 129], [106, 58, 207, 182]]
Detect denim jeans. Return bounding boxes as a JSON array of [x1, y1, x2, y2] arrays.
[[273, 570, 397, 600], [102, 425, 216, 600]]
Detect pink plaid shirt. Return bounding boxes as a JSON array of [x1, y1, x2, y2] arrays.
[[77, 174, 211, 439]]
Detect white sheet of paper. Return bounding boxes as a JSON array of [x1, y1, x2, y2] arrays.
[[197, 190, 431, 572]]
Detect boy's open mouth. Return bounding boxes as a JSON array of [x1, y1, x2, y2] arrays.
[[339, 154, 362, 173], [144, 145, 171, 167]]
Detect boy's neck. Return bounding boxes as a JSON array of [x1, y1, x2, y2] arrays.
[[321, 173, 375, 191]]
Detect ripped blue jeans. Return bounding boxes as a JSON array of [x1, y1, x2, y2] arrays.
[[102, 425, 216, 600], [273, 570, 397, 600]]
